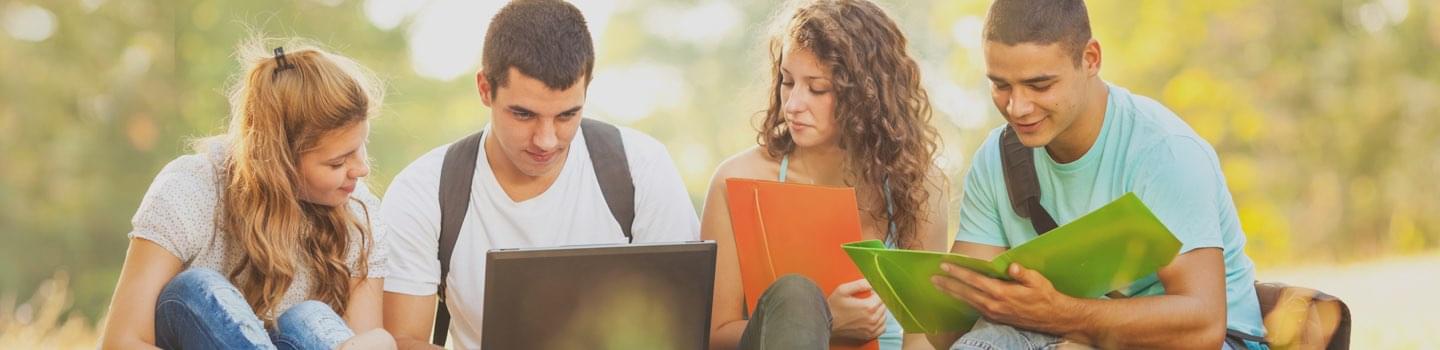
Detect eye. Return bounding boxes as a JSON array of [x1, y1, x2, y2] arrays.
[[994, 82, 1011, 91], [1030, 83, 1053, 92], [327, 161, 345, 169]]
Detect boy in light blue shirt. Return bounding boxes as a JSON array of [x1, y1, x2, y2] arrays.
[[928, 0, 1266, 349]]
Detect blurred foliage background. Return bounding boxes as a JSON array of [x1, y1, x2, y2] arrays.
[[1, 0, 1437, 347]]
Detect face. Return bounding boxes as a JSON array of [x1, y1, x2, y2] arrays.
[[297, 120, 370, 207], [779, 43, 839, 149], [983, 40, 1100, 147], [478, 67, 586, 178]]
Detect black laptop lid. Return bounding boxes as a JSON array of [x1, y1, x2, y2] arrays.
[[481, 241, 716, 350]]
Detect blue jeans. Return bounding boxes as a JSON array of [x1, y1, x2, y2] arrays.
[[949, 318, 1261, 350], [154, 268, 354, 350], [739, 274, 833, 350]]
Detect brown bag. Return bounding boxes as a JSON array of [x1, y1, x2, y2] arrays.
[[1254, 282, 1352, 350]]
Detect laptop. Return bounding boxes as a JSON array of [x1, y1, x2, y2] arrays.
[[481, 241, 716, 350]]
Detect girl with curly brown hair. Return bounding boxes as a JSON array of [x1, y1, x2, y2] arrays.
[[700, 1, 950, 349]]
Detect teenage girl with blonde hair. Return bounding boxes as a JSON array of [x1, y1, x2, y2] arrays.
[[100, 38, 394, 350]]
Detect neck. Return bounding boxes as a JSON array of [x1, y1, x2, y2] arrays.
[[484, 134, 563, 202], [1046, 79, 1109, 164], [789, 143, 847, 186]]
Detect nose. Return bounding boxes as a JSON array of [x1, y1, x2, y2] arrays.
[[532, 118, 559, 151], [1007, 89, 1034, 119], [783, 85, 807, 115], [350, 153, 371, 179]]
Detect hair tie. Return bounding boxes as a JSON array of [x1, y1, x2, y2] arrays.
[[272, 47, 295, 78]]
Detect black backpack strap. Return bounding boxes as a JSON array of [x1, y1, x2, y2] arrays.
[[431, 131, 484, 346], [428, 120, 635, 345], [998, 126, 1059, 235], [581, 118, 636, 242]]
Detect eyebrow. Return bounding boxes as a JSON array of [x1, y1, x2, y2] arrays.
[[780, 67, 827, 81], [988, 74, 1058, 85], [327, 149, 356, 163], [507, 105, 584, 116]]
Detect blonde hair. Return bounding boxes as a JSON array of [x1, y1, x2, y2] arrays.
[[201, 37, 384, 321]]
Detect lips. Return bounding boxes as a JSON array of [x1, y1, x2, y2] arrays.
[[339, 183, 356, 194], [1012, 118, 1043, 133], [525, 150, 556, 163]]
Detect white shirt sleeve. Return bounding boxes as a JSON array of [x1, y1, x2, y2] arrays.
[[127, 155, 218, 263], [379, 147, 447, 296], [620, 128, 701, 243]]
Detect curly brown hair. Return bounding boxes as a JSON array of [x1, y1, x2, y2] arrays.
[[757, 0, 939, 249]]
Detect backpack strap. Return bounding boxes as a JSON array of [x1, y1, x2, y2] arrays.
[[429, 120, 636, 345], [581, 118, 636, 242], [431, 130, 484, 346], [998, 126, 1059, 235]]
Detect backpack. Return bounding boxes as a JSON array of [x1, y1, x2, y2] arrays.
[[429, 118, 636, 346], [995, 126, 1351, 350]]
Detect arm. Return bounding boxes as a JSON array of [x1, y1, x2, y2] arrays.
[[932, 248, 1228, 349], [340, 278, 397, 349], [375, 152, 447, 350], [99, 238, 183, 350], [626, 130, 702, 242], [383, 292, 441, 350], [701, 165, 749, 350]]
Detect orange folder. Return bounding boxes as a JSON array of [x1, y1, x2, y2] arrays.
[[725, 178, 878, 350]]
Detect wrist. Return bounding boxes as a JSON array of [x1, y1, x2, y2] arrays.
[[1050, 295, 1094, 342]]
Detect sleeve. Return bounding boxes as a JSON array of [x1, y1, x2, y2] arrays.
[[348, 181, 389, 279], [378, 151, 446, 295], [954, 130, 1010, 247], [127, 157, 212, 263], [622, 129, 701, 243], [1132, 137, 1225, 254]]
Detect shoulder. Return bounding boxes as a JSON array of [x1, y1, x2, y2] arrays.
[[711, 146, 780, 185], [964, 125, 1008, 178], [386, 143, 451, 197], [610, 124, 674, 170], [147, 152, 223, 203]]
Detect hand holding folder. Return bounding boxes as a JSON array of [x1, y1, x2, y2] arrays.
[[842, 193, 1183, 334], [725, 178, 879, 350]]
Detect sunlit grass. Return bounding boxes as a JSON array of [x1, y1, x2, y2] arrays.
[[0, 271, 100, 349]]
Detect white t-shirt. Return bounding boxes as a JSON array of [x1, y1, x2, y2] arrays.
[[127, 141, 389, 320], [380, 122, 700, 348]]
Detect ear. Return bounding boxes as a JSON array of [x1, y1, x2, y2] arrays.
[[1083, 39, 1102, 77], [477, 71, 494, 107]]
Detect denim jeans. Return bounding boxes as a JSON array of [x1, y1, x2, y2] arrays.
[[949, 318, 1263, 350], [153, 268, 354, 350], [739, 274, 833, 350]]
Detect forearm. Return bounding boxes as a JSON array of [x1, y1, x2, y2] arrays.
[[1053, 295, 1225, 349], [393, 335, 440, 350], [708, 320, 748, 350], [100, 336, 162, 350]]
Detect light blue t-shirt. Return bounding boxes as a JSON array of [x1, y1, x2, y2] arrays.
[[954, 83, 1265, 338]]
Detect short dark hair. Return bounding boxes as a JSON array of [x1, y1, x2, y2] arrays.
[[482, 0, 594, 95], [983, 0, 1092, 65]]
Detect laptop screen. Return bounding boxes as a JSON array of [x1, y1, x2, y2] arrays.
[[482, 241, 716, 349]]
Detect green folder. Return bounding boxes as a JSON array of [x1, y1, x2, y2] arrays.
[[842, 193, 1182, 334]]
